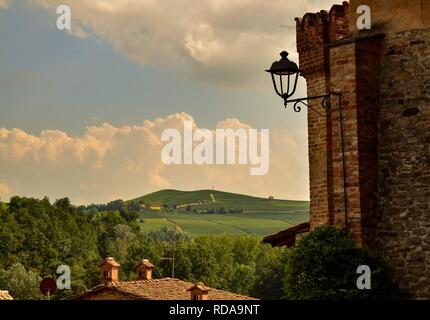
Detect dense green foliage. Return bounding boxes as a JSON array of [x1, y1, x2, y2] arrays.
[[0, 196, 144, 297], [0, 263, 44, 300], [0, 197, 404, 301], [0, 196, 286, 300], [283, 226, 405, 300], [122, 230, 285, 297]]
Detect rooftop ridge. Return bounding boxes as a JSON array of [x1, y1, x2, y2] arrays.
[[104, 277, 187, 286], [74, 277, 256, 300]]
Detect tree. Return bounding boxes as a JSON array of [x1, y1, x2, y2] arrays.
[[106, 199, 125, 211], [105, 224, 136, 262], [0, 263, 43, 300], [283, 226, 406, 300], [230, 264, 255, 295], [251, 245, 286, 300], [148, 227, 191, 243], [218, 207, 226, 214]]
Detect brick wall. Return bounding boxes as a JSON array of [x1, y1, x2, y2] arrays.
[[296, 2, 377, 243], [329, 40, 362, 239], [296, 4, 349, 230]]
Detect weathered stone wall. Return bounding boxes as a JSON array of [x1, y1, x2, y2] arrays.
[[354, 36, 384, 245], [349, 0, 430, 33], [375, 29, 430, 298]]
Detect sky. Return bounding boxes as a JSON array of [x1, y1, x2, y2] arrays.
[[0, 0, 338, 204]]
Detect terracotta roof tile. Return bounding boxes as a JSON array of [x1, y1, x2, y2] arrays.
[[98, 257, 121, 268], [262, 221, 310, 247], [187, 282, 210, 292], [134, 259, 154, 270], [0, 290, 13, 300], [69, 278, 256, 300]]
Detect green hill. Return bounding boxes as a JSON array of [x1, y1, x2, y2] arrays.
[[130, 189, 309, 237], [130, 189, 308, 211]]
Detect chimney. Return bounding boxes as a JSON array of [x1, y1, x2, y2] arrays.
[[187, 282, 210, 300], [99, 257, 121, 284], [134, 259, 154, 280]]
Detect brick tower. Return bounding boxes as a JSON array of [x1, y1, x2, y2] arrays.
[[296, 0, 430, 297]]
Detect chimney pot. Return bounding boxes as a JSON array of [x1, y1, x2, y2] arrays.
[[187, 282, 210, 300], [135, 259, 154, 280], [99, 257, 121, 284]]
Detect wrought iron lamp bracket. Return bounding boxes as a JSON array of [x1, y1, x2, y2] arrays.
[[283, 92, 342, 118], [283, 91, 349, 231]]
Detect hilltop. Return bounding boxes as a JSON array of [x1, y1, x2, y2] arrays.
[[129, 189, 308, 212], [129, 189, 309, 237]]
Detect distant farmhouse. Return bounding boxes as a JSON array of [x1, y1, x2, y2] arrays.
[[68, 257, 256, 300], [141, 204, 162, 211]]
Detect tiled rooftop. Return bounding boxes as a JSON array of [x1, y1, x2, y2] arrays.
[[99, 257, 121, 267], [0, 291, 13, 300], [69, 278, 257, 300]]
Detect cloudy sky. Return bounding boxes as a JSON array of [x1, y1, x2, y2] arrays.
[[0, 0, 338, 204]]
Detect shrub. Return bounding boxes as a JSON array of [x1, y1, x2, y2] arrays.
[[0, 263, 44, 300], [283, 226, 407, 300]]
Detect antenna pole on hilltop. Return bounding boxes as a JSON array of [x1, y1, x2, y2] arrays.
[[172, 231, 176, 278]]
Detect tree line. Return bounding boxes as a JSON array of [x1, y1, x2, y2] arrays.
[[2, 196, 401, 300], [0, 196, 285, 299]]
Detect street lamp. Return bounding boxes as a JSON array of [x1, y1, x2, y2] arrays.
[[266, 51, 342, 116], [266, 51, 349, 230], [265, 51, 300, 104]]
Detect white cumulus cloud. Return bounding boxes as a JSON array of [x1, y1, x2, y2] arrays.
[[0, 113, 309, 204], [0, 0, 9, 9]]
